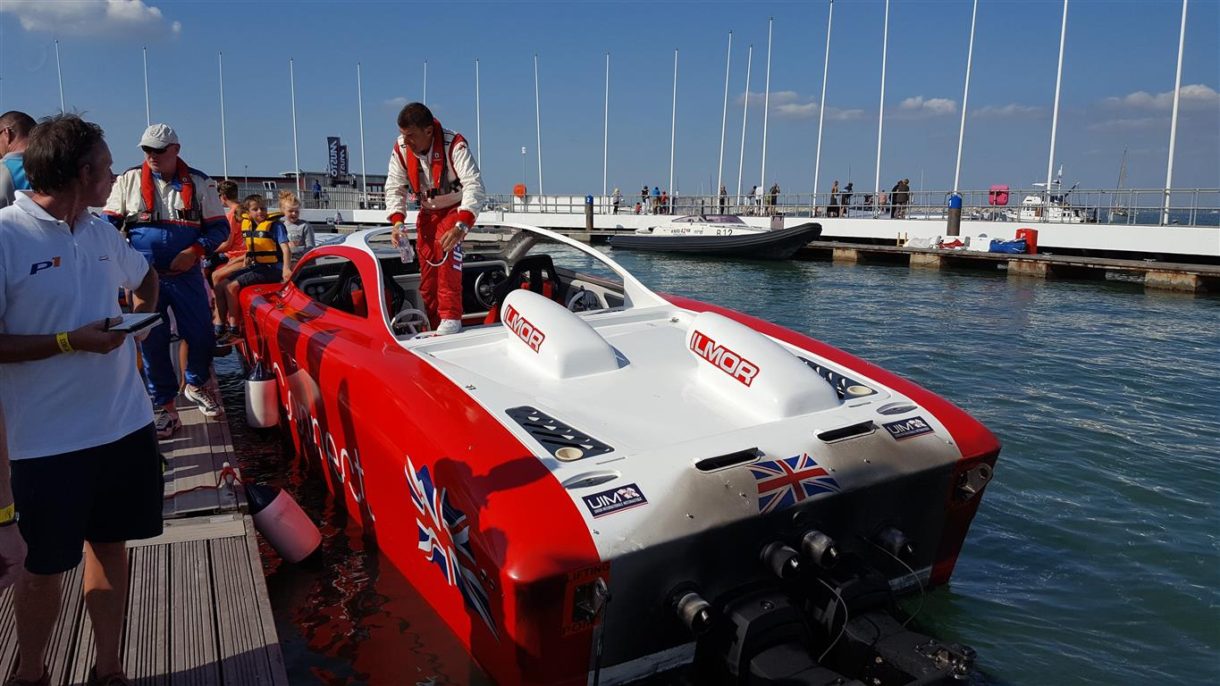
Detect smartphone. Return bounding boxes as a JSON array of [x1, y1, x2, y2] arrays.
[[106, 312, 163, 334]]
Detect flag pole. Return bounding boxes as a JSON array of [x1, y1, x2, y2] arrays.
[[1047, 0, 1069, 195], [874, 0, 890, 214], [143, 46, 151, 126], [953, 0, 978, 193], [475, 58, 483, 168], [813, 0, 834, 214], [717, 31, 732, 199], [534, 54, 544, 195], [357, 62, 368, 203], [1163, 0, 1188, 224], [219, 52, 229, 179], [736, 44, 753, 201], [290, 58, 301, 193], [54, 40, 65, 113], [423, 59, 428, 105], [668, 49, 678, 206], [603, 52, 610, 198], [760, 17, 773, 195]]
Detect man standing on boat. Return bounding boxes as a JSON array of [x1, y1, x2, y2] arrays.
[[387, 103, 484, 336]]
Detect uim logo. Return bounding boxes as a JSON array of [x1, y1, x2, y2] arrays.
[[504, 304, 545, 352], [690, 330, 760, 386], [582, 482, 648, 518]]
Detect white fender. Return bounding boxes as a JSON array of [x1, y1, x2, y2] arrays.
[[245, 365, 280, 429], [248, 484, 322, 563]]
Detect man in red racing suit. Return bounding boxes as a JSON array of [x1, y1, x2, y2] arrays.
[[386, 103, 485, 335]]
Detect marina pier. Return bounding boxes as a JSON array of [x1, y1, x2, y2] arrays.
[[0, 403, 288, 686]]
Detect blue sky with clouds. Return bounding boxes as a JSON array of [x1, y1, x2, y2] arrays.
[[1, 0, 1216, 196]]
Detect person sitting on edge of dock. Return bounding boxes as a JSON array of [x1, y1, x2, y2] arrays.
[[386, 102, 485, 336], [0, 114, 163, 686], [215, 194, 291, 345]]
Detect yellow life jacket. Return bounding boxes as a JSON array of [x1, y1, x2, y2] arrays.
[[242, 212, 284, 265]]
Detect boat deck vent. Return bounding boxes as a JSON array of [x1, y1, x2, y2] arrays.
[[800, 358, 877, 400], [695, 448, 763, 472], [506, 406, 615, 461]]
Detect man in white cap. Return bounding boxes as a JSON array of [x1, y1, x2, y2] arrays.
[[104, 124, 229, 436]]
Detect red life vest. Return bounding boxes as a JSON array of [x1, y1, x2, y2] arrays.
[[393, 118, 466, 202], [138, 158, 198, 222]]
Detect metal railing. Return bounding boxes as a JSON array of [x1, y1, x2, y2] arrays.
[[292, 186, 1220, 228]]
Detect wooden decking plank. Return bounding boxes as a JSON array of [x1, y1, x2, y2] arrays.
[[201, 417, 240, 513], [168, 540, 218, 686], [212, 536, 274, 685], [45, 563, 86, 686], [241, 517, 287, 686], [130, 515, 245, 549], [0, 587, 15, 680], [162, 413, 222, 518], [124, 544, 170, 686]]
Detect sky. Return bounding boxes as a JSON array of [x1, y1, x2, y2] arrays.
[[1, 0, 1217, 197]]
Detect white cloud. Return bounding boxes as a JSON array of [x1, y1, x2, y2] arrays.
[[384, 96, 410, 109], [1085, 116, 1164, 133], [1103, 84, 1219, 111], [974, 103, 1043, 118], [0, 0, 180, 37], [735, 90, 863, 121], [897, 96, 956, 116]]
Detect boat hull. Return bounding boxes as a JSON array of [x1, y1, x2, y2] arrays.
[[609, 222, 822, 259]]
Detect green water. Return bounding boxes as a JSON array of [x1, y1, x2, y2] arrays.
[[224, 253, 1220, 685]]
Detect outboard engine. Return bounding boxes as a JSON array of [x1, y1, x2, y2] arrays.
[[244, 360, 279, 429], [676, 528, 977, 685]]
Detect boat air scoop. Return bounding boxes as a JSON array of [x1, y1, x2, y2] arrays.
[[501, 289, 621, 379], [685, 312, 839, 421], [244, 361, 279, 429], [247, 483, 322, 563]]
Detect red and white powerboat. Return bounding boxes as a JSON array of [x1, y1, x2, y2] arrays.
[[238, 223, 1000, 685]]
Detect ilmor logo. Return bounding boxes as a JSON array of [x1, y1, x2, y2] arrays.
[[582, 483, 647, 518], [882, 416, 934, 440], [690, 330, 760, 387], [504, 304, 545, 352], [29, 256, 62, 275]]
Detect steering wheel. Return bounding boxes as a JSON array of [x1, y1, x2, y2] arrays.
[[391, 308, 430, 336], [473, 269, 508, 310], [566, 287, 603, 313]]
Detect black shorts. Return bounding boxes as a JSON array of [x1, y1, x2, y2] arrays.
[[11, 423, 164, 575], [231, 264, 283, 289]]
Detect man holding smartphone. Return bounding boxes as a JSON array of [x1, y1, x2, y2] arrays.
[[0, 114, 161, 686]]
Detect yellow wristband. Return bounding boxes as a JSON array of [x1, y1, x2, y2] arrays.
[[0, 504, 15, 525], [56, 331, 73, 353]]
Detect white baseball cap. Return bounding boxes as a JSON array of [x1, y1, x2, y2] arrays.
[[139, 123, 179, 149]]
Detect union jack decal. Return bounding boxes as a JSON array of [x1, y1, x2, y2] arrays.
[[748, 453, 841, 513], [405, 458, 498, 638]]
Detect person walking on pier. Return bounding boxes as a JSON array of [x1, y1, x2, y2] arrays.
[[104, 124, 229, 432], [828, 180, 840, 218], [718, 184, 728, 214], [0, 111, 35, 208], [387, 102, 485, 335], [612, 188, 622, 215], [0, 114, 162, 686]]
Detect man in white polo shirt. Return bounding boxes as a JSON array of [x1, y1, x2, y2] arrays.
[[0, 114, 160, 686]]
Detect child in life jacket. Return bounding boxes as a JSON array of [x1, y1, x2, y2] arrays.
[[215, 194, 290, 344]]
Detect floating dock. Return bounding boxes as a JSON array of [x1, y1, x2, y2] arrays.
[[0, 401, 288, 685], [800, 241, 1220, 293]]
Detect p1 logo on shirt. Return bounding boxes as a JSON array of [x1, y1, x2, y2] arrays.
[[29, 256, 62, 275]]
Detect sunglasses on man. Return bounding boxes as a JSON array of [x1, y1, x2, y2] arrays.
[[141, 145, 169, 155]]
